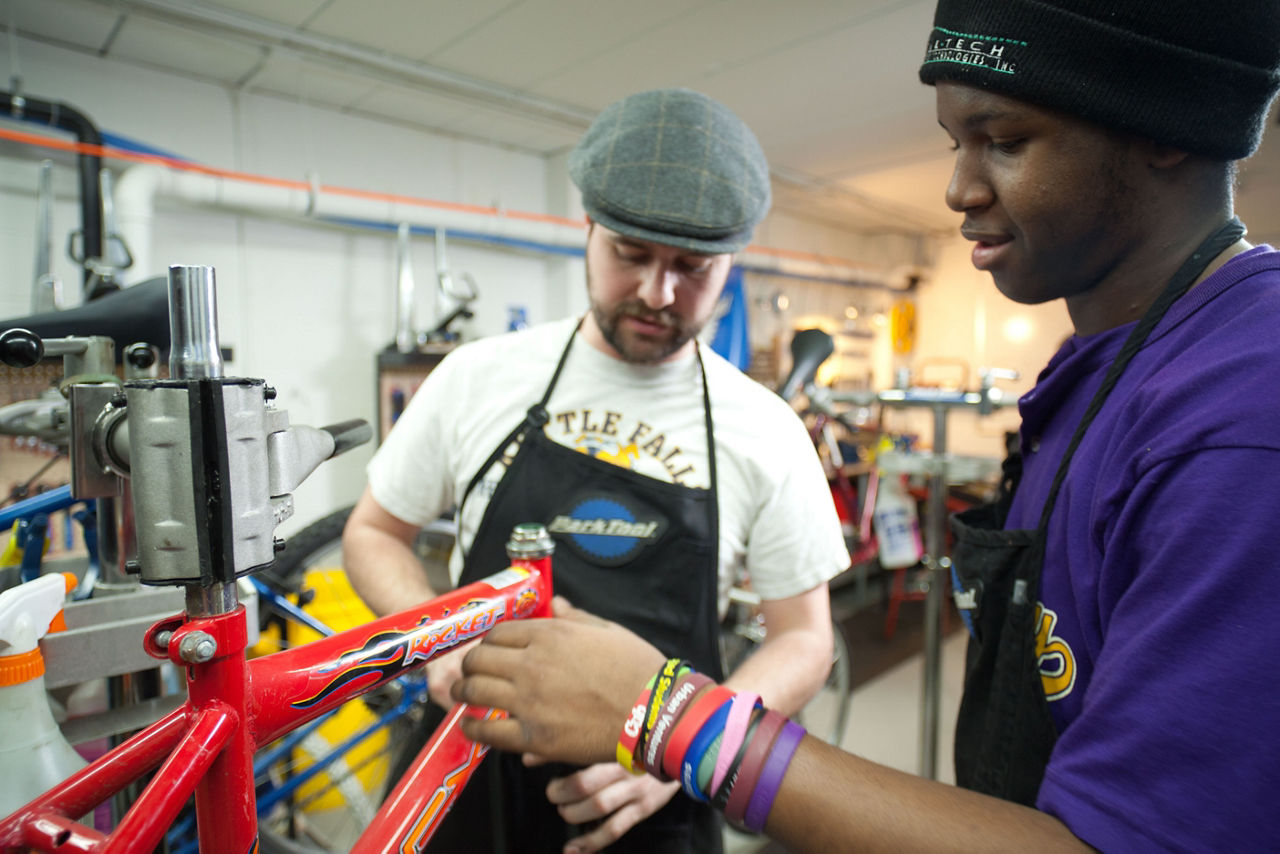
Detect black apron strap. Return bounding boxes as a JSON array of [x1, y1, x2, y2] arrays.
[[1034, 218, 1245, 531], [456, 322, 581, 558], [695, 341, 719, 538]]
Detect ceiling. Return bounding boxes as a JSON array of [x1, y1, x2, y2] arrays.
[[5, 0, 1280, 241]]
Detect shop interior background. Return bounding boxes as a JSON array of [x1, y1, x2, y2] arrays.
[[3, 0, 1279, 536]]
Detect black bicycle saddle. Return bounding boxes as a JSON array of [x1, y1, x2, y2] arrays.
[[777, 328, 835, 400], [0, 276, 170, 363]]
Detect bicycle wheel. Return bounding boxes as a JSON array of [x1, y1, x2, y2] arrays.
[[259, 505, 455, 609], [795, 619, 852, 745], [719, 607, 853, 746]]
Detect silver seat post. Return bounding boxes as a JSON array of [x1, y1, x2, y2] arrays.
[[168, 265, 223, 381], [169, 265, 236, 616]]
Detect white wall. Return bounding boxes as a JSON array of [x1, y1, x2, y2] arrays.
[[1, 36, 564, 531]]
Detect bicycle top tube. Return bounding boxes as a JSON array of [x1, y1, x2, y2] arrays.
[[247, 559, 552, 745]]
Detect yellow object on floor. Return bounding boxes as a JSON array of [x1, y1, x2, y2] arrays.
[[263, 568, 391, 822]]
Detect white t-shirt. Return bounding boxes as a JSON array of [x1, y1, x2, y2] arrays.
[[367, 317, 849, 614]]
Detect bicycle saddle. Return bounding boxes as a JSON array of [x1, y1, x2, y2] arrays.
[[777, 328, 834, 400], [0, 276, 170, 362]]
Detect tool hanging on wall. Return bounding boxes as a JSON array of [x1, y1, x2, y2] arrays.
[[430, 228, 478, 344], [67, 170, 134, 300], [393, 223, 416, 354], [1, 86, 105, 296], [32, 161, 61, 314]]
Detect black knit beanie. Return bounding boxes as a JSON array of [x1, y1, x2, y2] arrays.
[[919, 0, 1280, 160]]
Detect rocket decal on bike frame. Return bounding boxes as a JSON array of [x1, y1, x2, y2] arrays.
[[292, 590, 535, 709], [546, 492, 669, 567]]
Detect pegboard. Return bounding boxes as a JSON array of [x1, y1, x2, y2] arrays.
[[1, 360, 85, 562]]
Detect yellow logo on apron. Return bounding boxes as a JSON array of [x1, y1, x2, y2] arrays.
[[1034, 602, 1077, 701]]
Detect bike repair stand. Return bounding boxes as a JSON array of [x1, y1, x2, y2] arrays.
[[818, 369, 1015, 779], [8, 264, 372, 851]]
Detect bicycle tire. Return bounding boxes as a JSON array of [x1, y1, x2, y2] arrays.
[[264, 505, 456, 596], [263, 506, 355, 591], [720, 614, 853, 746], [801, 619, 853, 745]]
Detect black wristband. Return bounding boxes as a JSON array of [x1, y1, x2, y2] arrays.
[[710, 705, 764, 810]]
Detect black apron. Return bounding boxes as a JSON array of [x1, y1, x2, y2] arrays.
[[400, 325, 725, 853], [948, 219, 1246, 806]]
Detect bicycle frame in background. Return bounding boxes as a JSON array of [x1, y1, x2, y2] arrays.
[[0, 264, 555, 852]]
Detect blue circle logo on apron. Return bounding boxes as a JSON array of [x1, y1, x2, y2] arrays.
[[547, 495, 670, 567]]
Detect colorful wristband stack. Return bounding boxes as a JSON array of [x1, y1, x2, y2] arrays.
[[614, 658, 806, 833]]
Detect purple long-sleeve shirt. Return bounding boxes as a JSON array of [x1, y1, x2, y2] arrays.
[[1004, 246, 1280, 852]]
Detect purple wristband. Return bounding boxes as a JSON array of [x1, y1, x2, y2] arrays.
[[742, 720, 805, 833]]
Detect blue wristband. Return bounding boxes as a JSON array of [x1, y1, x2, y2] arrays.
[[680, 699, 732, 802]]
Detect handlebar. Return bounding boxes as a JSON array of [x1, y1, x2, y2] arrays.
[[0, 328, 43, 367], [322, 419, 375, 458]]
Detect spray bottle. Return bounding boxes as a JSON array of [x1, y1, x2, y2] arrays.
[[0, 572, 86, 818], [872, 474, 924, 569]]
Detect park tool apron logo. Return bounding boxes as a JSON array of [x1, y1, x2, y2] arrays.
[[547, 493, 669, 567]]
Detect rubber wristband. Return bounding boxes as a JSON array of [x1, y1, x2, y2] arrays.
[[616, 688, 651, 773], [680, 698, 733, 802], [711, 692, 760, 795], [724, 709, 785, 826], [641, 672, 712, 775], [697, 730, 723, 796], [658, 685, 734, 781], [743, 720, 806, 833], [618, 669, 661, 773], [710, 707, 764, 810], [643, 658, 687, 740]]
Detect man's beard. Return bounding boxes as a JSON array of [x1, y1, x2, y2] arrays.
[[591, 299, 702, 364]]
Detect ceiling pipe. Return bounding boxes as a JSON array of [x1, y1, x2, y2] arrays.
[[1, 89, 104, 292], [113, 164, 587, 284], [113, 163, 912, 291]]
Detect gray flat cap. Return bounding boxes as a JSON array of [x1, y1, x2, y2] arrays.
[[569, 88, 771, 254]]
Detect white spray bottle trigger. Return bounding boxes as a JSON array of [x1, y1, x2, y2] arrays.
[[0, 573, 76, 658]]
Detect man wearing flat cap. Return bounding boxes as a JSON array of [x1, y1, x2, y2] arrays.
[[344, 88, 848, 852]]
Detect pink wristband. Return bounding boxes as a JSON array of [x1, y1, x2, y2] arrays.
[[710, 692, 760, 796], [743, 720, 806, 833]]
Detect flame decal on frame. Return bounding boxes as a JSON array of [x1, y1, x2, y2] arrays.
[[291, 599, 507, 710]]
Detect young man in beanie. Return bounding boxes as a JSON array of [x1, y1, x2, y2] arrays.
[[452, 2, 1280, 852], [342, 88, 849, 853]]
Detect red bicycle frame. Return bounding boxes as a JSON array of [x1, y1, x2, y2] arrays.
[[809, 412, 878, 566], [0, 552, 553, 854]]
